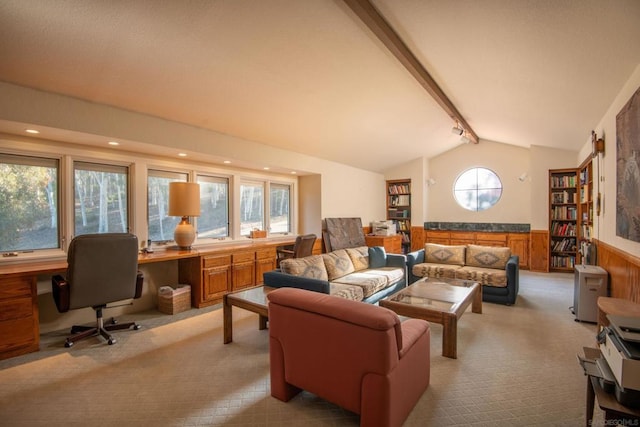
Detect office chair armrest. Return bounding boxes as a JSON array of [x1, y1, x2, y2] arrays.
[[277, 248, 295, 256], [134, 271, 144, 299], [52, 275, 70, 313]]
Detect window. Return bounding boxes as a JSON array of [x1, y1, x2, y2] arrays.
[[197, 174, 229, 239], [0, 154, 59, 251], [453, 167, 502, 211], [270, 183, 290, 234], [74, 162, 129, 235], [148, 170, 188, 242], [240, 181, 264, 236]]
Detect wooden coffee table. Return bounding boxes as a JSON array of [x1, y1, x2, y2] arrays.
[[223, 285, 274, 344], [379, 277, 482, 358]]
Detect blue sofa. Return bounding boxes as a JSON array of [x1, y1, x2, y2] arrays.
[[406, 243, 519, 305], [263, 246, 406, 304]]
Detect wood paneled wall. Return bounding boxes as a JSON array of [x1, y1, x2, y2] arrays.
[[595, 239, 640, 303]]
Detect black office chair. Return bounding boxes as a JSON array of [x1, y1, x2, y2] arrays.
[[276, 234, 317, 267], [52, 233, 143, 348]]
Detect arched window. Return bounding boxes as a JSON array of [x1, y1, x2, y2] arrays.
[[453, 167, 502, 211]]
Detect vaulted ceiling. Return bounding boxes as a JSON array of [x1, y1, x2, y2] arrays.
[[0, 0, 639, 172]]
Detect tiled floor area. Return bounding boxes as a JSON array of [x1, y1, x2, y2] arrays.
[[0, 271, 605, 426]]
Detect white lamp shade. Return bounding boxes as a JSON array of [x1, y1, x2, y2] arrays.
[[169, 182, 201, 217]]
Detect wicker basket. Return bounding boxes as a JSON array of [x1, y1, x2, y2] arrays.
[[158, 285, 191, 315]]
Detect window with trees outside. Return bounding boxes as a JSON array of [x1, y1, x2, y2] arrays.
[[197, 174, 229, 239], [453, 167, 503, 211], [270, 183, 290, 233], [240, 181, 264, 236], [148, 170, 188, 243], [0, 154, 59, 251], [74, 162, 129, 235]]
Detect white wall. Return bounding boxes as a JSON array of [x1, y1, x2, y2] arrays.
[[427, 140, 531, 224], [586, 64, 640, 257], [0, 82, 385, 233], [383, 157, 426, 226]]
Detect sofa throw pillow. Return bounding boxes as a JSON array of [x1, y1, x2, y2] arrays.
[[368, 246, 387, 268], [425, 243, 466, 266], [465, 244, 511, 270], [322, 249, 356, 281], [346, 246, 369, 271], [281, 255, 329, 281]]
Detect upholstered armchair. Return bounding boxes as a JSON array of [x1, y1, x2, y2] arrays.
[[267, 287, 430, 427]]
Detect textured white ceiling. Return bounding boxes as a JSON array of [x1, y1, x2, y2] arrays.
[[0, 0, 639, 172]]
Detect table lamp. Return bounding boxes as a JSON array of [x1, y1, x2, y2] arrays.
[[168, 182, 201, 249]]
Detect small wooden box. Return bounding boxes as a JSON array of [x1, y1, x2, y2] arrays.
[[158, 285, 191, 315], [250, 230, 267, 238]]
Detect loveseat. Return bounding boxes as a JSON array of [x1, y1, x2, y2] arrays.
[[406, 243, 519, 305], [263, 246, 406, 304]]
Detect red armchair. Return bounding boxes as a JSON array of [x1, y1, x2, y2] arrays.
[[267, 287, 430, 427]]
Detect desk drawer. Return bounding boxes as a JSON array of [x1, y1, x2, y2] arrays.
[[0, 296, 32, 322], [0, 276, 33, 300], [203, 255, 231, 268], [233, 251, 254, 264], [255, 248, 276, 260]]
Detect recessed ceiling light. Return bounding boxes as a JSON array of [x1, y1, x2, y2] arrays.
[[108, 141, 120, 146], [178, 153, 187, 157], [223, 160, 231, 164], [263, 167, 270, 170], [290, 171, 297, 174], [25, 129, 39, 134]]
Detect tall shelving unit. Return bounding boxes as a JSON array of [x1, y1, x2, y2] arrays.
[[549, 169, 578, 271], [386, 179, 411, 253], [578, 157, 594, 260]]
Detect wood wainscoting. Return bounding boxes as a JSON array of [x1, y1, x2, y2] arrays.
[[529, 230, 550, 272], [594, 239, 640, 303]]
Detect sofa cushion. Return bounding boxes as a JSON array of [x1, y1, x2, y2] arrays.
[[280, 255, 328, 281], [346, 246, 369, 271], [425, 243, 466, 266], [329, 283, 364, 301], [465, 244, 511, 270], [455, 266, 508, 287], [332, 271, 390, 298], [322, 249, 355, 280], [412, 263, 461, 279], [361, 267, 404, 286], [368, 246, 387, 268]]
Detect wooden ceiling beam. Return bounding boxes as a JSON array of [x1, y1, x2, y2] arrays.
[[343, 0, 479, 144]]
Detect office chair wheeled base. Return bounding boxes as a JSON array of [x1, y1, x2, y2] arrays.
[[65, 308, 142, 348]]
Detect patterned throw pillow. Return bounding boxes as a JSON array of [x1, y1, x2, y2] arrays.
[[425, 243, 466, 266], [322, 249, 356, 280], [465, 244, 511, 269], [346, 246, 369, 271], [280, 255, 329, 281]]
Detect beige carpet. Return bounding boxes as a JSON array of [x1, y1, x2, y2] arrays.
[[0, 271, 604, 426]]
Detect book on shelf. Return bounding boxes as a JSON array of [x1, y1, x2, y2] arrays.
[[388, 183, 411, 194], [551, 175, 577, 188]]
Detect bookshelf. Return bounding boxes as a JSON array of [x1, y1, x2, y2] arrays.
[[386, 179, 411, 253], [578, 157, 593, 258], [549, 168, 578, 271]]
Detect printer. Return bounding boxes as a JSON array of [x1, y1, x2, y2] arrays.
[[598, 314, 640, 407], [371, 220, 396, 236]]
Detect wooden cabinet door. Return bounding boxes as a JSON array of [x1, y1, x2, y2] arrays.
[[425, 231, 450, 245], [255, 248, 276, 285], [203, 265, 231, 302], [200, 255, 231, 304], [232, 252, 256, 290], [449, 231, 476, 246], [475, 232, 507, 247], [507, 233, 530, 269]]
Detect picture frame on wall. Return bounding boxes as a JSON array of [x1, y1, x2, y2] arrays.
[[616, 86, 640, 243]]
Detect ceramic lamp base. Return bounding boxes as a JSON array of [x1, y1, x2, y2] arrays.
[[174, 218, 195, 249]]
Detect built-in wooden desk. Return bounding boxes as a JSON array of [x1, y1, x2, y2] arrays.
[[0, 237, 295, 360]]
